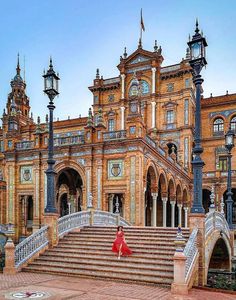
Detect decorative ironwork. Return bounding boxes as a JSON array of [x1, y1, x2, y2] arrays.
[[183, 228, 198, 280], [15, 226, 48, 268]]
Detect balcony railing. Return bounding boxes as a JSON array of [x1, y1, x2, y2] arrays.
[[103, 130, 126, 141], [54, 135, 85, 146], [16, 141, 34, 150]]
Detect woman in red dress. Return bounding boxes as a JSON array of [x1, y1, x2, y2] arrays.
[[112, 226, 132, 259]]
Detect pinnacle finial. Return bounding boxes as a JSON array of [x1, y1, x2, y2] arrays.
[[138, 38, 142, 49], [16, 53, 21, 75], [123, 47, 127, 59], [96, 68, 100, 79], [195, 18, 199, 34], [154, 40, 158, 52], [186, 47, 190, 59]]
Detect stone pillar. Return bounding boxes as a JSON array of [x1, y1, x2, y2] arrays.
[[151, 102, 156, 128], [171, 201, 176, 228], [3, 239, 16, 274], [151, 67, 156, 94], [184, 207, 188, 228], [109, 194, 113, 213], [171, 250, 188, 295], [162, 197, 167, 227], [44, 213, 59, 247], [152, 193, 158, 227], [120, 106, 125, 130], [121, 74, 125, 99], [189, 213, 206, 286], [178, 204, 183, 227]]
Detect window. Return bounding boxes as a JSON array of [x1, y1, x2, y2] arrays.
[[184, 99, 189, 125], [8, 140, 13, 149], [185, 78, 190, 88], [213, 118, 224, 133], [108, 119, 115, 131], [167, 83, 174, 92], [129, 126, 136, 134], [219, 156, 228, 171], [167, 110, 174, 124], [230, 116, 236, 131], [93, 95, 98, 103], [141, 80, 150, 94], [108, 94, 115, 102], [129, 79, 150, 96]]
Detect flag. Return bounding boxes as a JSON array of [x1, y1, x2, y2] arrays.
[[141, 9, 145, 31]]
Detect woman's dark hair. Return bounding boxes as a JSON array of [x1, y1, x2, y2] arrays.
[[117, 225, 123, 231]]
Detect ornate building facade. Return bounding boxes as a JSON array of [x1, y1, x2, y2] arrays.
[[0, 42, 235, 241]]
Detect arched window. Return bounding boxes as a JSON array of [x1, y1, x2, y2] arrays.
[[230, 116, 236, 131], [129, 79, 150, 96], [213, 118, 224, 133]]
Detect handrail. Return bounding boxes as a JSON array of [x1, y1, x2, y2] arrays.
[[15, 225, 48, 268], [183, 228, 198, 281], [93, 210, 130, 226], [205, 211, 230, 240], [58, 211, 91, 237], [58, 210, 131, 237]]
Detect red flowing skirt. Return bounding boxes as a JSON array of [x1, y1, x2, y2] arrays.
[[112, 237, 133, 256]]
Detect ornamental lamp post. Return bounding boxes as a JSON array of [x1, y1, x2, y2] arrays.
[[225, 127, 235, 228], [43, 58, 60, 213], [188, 20, 207, 214]]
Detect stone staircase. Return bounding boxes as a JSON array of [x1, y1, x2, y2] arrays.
[[23, 226, 190, 286]]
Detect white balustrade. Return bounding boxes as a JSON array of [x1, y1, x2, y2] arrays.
[[205, 211, 230, 240], [183, 228, 198, 280], [15, 225, 48, 268]]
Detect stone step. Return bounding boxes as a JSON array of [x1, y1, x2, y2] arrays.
[[61, 237, 176, 246], [23, 265, 173, 285], [34, 257, 174, 271], [63, 235, 180, 243], [76, 228, 189, 235], [58, 239, 175, 248], [47, 248, 174, 259], [26, 260, 174, 277], [56, 244, 175, 255], [42, 252, 174, 265]]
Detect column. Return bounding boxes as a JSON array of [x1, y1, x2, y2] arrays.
[[177, 204, 183, 227], [120, 106, 125, 130], [171, 201, 176, 228], [184, 207, 188, 228], [152, 193, 158, 227], [162, 197, 167, 227], [151, 102, 156, 128], [109, 194, 113, 213], [151, 67, 156, 94], [121, 73, 126, 99]]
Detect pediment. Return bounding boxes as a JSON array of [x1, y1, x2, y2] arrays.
[[162, 100, 178, 108], [128, 55, 150, 65]]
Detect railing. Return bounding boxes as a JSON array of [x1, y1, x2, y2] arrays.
[[54, 135, 85, 146], [0, 224, 8, 233], [103, 77, 120, 85], [15, 226, 48, 268], [205, 211, 230, 240], [93, 211, 130, 226], [58, 210, 131, 237], [58, 211, 91, 237], [145, 135, 156, 148], [183, 228, 198, 280], [103, 130, 126, 141], [16, 141, 34, 150]]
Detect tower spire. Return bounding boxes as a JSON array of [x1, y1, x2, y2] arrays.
[[195, 18, 199, 34], [16, 53, 21, 75]]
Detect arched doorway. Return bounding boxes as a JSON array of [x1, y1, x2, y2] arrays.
[[145, 166, 157, 226], [56, 168, 83, 217], [208, 238, 230, 271], [203, 189, 211, 213]]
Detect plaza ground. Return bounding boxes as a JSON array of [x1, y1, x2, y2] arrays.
[[0, 272, 235, 300]]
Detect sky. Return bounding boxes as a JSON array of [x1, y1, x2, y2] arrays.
[[0, 0, 236, 122]]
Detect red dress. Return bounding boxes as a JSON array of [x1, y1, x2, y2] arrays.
[[112, 231, 133, 256]]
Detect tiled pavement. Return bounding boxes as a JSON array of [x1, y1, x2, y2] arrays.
[[0, 272, 236, 300]]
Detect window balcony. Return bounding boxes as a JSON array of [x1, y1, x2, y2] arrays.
[[54, 135, 85, 146], [103, 130, 126, 141], [16, 141, 34, 150]]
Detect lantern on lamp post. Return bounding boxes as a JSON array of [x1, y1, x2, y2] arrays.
[[188, 20, 207, 214], [43, 58, 60, 213]]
